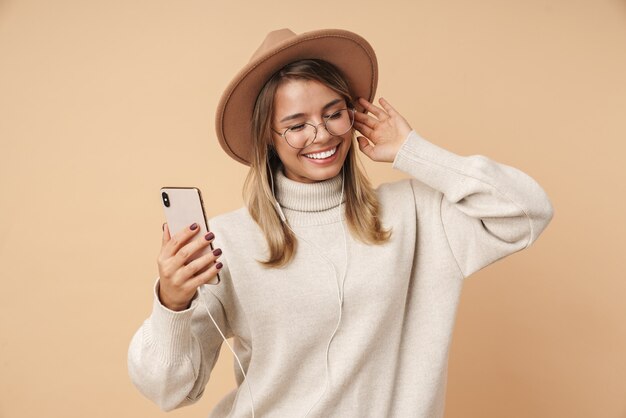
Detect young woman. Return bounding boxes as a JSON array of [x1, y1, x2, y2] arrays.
[[128, 29, 554, 418]]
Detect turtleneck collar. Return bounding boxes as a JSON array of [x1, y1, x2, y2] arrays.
[[274, 167, 345, 226]]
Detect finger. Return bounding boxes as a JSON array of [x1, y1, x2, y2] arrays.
[[181, 246, 220, 278], [353, 109, 379, 128], [162, 223, 171, 244], [357, 136, 376, 160], [358, 97, 387, 119], [187, 255, 223, 288], [378, 97, 400, 117], [189, 263, 223, 288], [157, 223, 172, 267], [353, 120, 376, 141], [174, 231, 216, 268], [163, 222, 201, 259]]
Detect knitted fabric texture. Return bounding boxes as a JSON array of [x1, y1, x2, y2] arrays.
[[128, 131, 554, 417]]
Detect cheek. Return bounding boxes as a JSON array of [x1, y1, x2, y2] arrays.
[[273, 140, 300, 163]]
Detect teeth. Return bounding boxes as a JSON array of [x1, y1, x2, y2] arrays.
[[304, 147, 337, 160]]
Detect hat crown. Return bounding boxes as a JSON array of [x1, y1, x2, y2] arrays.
[[250, 28, 297, 61]]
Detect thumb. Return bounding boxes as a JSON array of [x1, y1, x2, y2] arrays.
[[357, 136, 376, 160], [162, 223, 171, 244]]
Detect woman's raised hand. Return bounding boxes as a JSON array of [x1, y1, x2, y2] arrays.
[[157, 223, 223, 311], [353, 97, 413, 163]]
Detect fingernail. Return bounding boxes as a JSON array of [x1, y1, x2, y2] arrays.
[[213, 248, 222, 256], [216, 262, 223, 269], [162, 222, 166, 231], [205, 232, 215, 241], [190, 223, 198, 230]]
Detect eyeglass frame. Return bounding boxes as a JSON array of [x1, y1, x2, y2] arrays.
[[270, 107, 356, 150]]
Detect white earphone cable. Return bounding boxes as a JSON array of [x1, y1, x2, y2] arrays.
[[197, 164, 348, 418], [197, 286, 256, 418], [269, 166, 349, 417]]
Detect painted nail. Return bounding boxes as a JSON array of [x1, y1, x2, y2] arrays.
[[162, 222, 166, 231], [190, 223, 198, 230], [213, 248, 222, 256], [216, 262, 223, 269], [205, 232, 215, 241]]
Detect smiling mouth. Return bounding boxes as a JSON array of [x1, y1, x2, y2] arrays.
[[303, 146, 338, 160]]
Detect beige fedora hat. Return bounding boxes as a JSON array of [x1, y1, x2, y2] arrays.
[[214, 28, 378, 165]]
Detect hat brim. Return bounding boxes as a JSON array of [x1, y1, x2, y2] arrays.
[[215, 29, 378, 166]]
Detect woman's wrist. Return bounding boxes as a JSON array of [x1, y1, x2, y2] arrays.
[[156, 280, 193, 312]]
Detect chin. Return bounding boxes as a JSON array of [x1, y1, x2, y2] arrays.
[[309, 167, 343, 182]]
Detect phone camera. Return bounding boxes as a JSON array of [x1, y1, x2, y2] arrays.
[[162, 192, 170, 207]]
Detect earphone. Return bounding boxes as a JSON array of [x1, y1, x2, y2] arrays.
[[197, 163, 349, 418]]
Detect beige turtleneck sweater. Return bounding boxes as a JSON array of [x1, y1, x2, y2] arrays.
[[128, 131, 554, 417]]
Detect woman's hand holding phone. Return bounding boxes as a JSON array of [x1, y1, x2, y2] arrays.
[[157, 222, 223, 311]]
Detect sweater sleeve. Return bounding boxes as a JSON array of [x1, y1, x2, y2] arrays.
[[392, 130, 554, 279], [127, 278, 232, 411]]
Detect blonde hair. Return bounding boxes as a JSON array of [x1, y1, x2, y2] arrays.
[[244, 59, 391, 267]]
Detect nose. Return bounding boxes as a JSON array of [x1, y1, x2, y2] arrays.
[[313, 121, 333, 144]]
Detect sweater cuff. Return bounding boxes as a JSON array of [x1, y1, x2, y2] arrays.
[[392, 130, 419, 168], [146, 278, 197, 364], [392, 130, 472, 185], [393, 130, 442, 171]]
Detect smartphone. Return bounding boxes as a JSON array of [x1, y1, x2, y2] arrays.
[[160, 187, 220, 285]]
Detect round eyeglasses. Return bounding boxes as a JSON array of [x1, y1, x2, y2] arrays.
[[271, 108, 355, 150]]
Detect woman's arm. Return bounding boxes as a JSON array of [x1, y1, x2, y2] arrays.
[[127, 221, 229, 410], [393, 131, 554, 278], [355, 97, 554, 278], [128, 279, 232, 411]]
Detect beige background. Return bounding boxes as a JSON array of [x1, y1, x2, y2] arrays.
[[1, 0, 625, 417]]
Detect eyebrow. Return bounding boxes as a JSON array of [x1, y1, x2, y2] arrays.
[[279, 98, 344, 123]]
